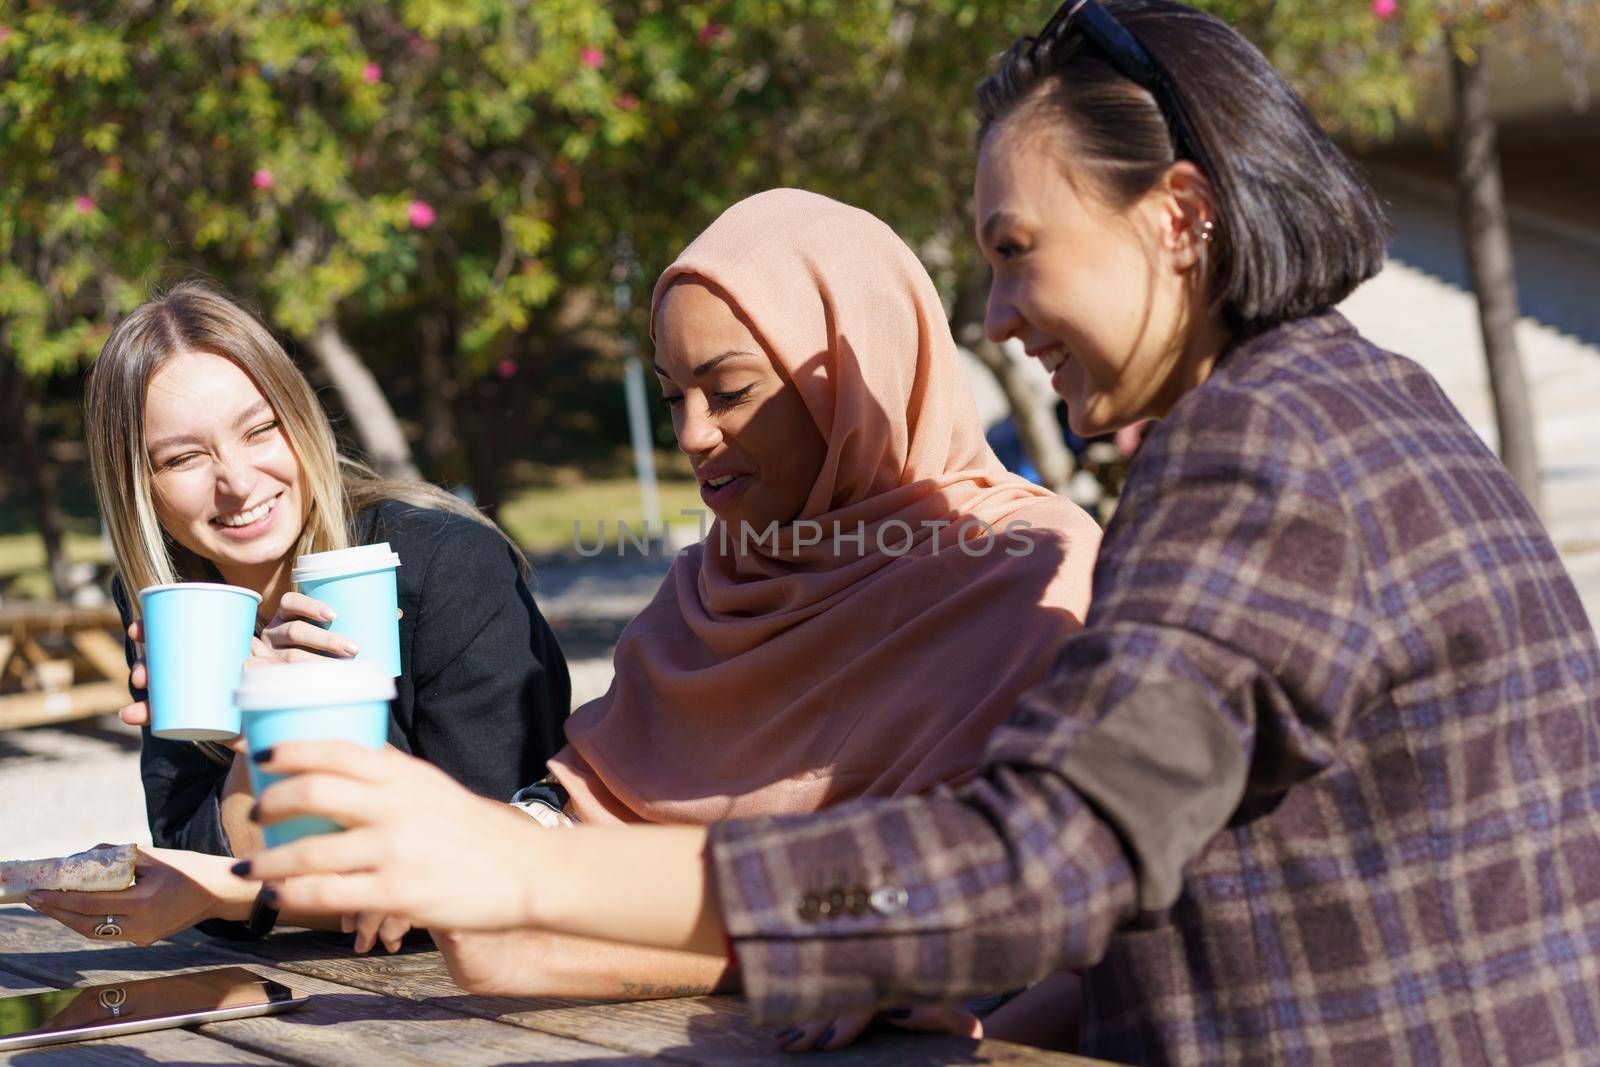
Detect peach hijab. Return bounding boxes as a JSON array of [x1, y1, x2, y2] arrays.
[[548, 189, 1100, 824]]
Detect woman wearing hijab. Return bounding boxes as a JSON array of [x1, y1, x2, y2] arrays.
[[240, 1, 1600, 1060], [432, 188, 1103, 996]]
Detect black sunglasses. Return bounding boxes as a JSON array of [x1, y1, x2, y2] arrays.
[[1029, 0, 1205, 170]]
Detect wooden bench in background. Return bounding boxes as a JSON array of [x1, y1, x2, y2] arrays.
[[0, 603, 128, 732]]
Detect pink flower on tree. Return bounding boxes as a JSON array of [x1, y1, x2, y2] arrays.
[[74, 196, 96, 215], [251, 169, 275, 190], [1372, 0, 1397, 19], [407, 200, 436, 229], [362, 62, 382, 84], [580, 47, 604, 70], [495, 358, 518, 380], [0, 26, 13, 42], [614, 92, 638, 112], [697, 22, 725, 46]]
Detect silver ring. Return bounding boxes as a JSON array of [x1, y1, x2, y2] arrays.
[[93, 916, 123, 938]]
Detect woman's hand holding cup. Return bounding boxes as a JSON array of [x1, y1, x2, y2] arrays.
[[117, 619, 254, 755], [240, 742, 543, 930], [116, 617, 248, 758], [120, 596, 352, 756], [116, 620, 151, 729], [260, 592, 359, 661]]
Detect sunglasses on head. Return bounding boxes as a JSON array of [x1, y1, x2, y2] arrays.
[[1028, 0, 1204, 168]]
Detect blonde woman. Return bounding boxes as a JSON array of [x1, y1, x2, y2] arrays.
[[26, 280, 569, 949]]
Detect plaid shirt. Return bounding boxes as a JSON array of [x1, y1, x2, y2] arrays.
[[709, 311, 1600, 1065]]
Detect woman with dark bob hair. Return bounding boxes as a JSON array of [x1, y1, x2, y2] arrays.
[[236, 2, 1600, 1061]]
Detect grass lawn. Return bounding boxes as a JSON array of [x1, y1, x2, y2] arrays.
[[0, 531, 111, 600], [498, 477, 706, 554]]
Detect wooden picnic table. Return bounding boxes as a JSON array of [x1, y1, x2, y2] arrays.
[[0, 603, 129, 731], [0, 908, 1107, 1065]]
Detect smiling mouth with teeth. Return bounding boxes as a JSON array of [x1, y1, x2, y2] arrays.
[[1034, 347, 1069, 374], [214, 495, 278, 528], [701, 474, 739, 490]]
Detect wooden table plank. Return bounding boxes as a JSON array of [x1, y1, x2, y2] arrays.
[[0, 681, 128, 731], [0, 910, 652, 1065], [0, 605, 121, 630], [6, 910, 1108, 1065], [72, 628, 134, 683], [213, 927, 1102, 1065], [0, 959, 288, 1065]]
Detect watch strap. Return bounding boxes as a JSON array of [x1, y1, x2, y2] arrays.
[[244, 886, 279, 938]]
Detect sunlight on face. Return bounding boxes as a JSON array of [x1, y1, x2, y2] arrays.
[[974, 122, 1198, 437], [652, 280, 827, 532], [144, 351, 306, 588]]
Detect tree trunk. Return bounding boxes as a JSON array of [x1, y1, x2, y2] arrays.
[[963, 337, 1075, 493], [459, 380, 506, 519], [418, 314, 461, 479], [1, 356, 72, 599], [1450, 42, 1543, 516], [952, 269, 1074, 493], [304, 320, 422, 482]]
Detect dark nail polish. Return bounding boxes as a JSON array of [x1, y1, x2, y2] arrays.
[[816, 1027, 835, 1051], [260, 888, 279, 908], [251, 748, 274, 764], [885, 1008, 912, 1019], [777, 1029, 803, 1051], [248, 804, 261, 823], [230, 860, 251, 877]]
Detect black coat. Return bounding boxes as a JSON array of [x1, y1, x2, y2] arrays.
[[117, 500, 570, 886]]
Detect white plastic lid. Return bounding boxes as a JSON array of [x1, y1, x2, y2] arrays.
[[234, 660, 397, 711], [291, 542, 401, 583], [138, 582, 263, 603]]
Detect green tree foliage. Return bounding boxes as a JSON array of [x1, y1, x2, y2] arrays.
[[1, 1, 636, 377], [1, 3, 1062, 378], [2, 0, 1589, 451], [1192, 0, 1597, 141]]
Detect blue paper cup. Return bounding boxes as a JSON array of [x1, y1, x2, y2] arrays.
[[235, 660, 396, 848], [291, 544, 402, 677], [138, 583, 261, 741]]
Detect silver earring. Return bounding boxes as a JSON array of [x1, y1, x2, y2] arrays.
[[1199, 220, 1215, 243]]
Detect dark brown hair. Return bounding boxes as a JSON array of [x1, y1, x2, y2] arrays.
[[977, 0, 1389, 334]]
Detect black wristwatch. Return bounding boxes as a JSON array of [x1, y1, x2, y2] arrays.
[[244, 887, 279, 938]]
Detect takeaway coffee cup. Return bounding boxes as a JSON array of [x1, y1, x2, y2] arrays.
[[235, 660, 396, 847], [137, 583, 260, 741], [290, 543, 402, 678]]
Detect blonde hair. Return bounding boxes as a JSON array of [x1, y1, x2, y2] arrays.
[[86, 279, 524, 687]]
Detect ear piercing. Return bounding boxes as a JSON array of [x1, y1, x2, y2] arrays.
[[1200, 219, 1215, 243]]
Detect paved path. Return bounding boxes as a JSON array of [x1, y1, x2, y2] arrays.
[[0, 717, 151, 860], [532, 547, 676, 705], [1339, 175, 1600, 625]]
